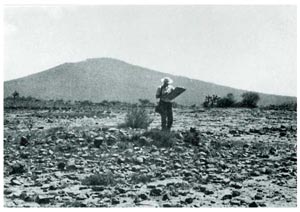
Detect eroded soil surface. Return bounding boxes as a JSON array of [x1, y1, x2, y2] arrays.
[[3, 108, 297, 207]]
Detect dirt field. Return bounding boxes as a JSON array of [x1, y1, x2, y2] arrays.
[[3, 107, 297, 207]]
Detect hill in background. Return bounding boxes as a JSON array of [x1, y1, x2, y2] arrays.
[[4, 58, 296, 106]]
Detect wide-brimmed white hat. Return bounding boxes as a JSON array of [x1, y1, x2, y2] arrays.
[[161, 77, 173, 84]]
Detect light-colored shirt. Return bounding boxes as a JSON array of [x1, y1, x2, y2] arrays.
[[156, 84, 175, 102]]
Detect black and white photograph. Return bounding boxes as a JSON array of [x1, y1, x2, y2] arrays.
[[2, 2, 297, 208]]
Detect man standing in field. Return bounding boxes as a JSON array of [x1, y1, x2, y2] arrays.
[[156, 77, 175, 131]]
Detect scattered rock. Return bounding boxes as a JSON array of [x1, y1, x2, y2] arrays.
[[185, 197, 194, 204], [150, 188, 162, 196], [249, 201, 259, 207], [20, 136, 29, 146], [229, 182, 243, 189], [136, 157, 144, 164], [91, 186, 105, 191], [94, 137, 104, 148], [254, 193, 264, 200], [221, 190, 233, 200], [174, 163, 182, 169], [10, 163, 26, 175], [138, 193, 149, 200], [111, 197, 120, 205], [232, 190, 241, 197], [36, 195, 54, 204], [230, 199, 241, 206], [162, 193, 170, 201], [76, 193, 87, 200], [57, 162, 66, 170]]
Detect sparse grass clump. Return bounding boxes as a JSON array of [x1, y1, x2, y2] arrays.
[[120, 106, 153, 129], [82, 172, 116, 186]]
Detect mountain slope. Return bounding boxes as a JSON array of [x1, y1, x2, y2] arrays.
[[4, 58, 296, 106]]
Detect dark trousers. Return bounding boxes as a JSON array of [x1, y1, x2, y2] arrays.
[[160, 101, 173, 130]]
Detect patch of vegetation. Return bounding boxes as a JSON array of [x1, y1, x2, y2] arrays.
[[203, 95, 220, 108], [120, 106, 153, 129], [142, 129, 176, 147], [82, 171, 116, 186], [263, 102, 297, 111], [216, 93, 236, 108], [138, 99, 155, 107], [240, 92, 260, 108], [130, 173, 153, 184], [202, 92, 260, 109]]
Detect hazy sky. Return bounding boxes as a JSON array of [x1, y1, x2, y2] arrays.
[[4, 5, 297, 96]]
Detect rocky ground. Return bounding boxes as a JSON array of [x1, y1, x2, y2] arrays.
[[3, 108, 297, 207]]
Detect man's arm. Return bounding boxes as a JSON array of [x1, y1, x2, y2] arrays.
[[156, 87, 161, 98]]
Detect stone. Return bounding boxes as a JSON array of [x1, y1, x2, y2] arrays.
[[163, 203, 173, 207], [185, 197, 194, 204], [107, 135, 118, 145], [269, 147, 277, 155], [94, 137, 104, 148], [20, 136, 29, 146], [78, 138, 85, 142], [150, 188, 162, 196], [76, 194, 87, 200], [117, 157, 126, 164], [250, 171, 260, 177], [132, 165, 142, 172], [36, 195, 54, 204], [139, 193, 149, 200], [249, 201, 259, 207], [10, 163, 26, 175], [254, 193, 264, 200], [111, 197, 120, 205], [230, 199, 241, 206], [229, 182, 243, 189], [162, 193, 170, 201], [232, 190, 241, 197], [57, 162, 66, 170], [221, 190, 233, 200], [116, 187, 127, 194], [4, 189, 13, 195], [10, 178, 22, 186], [92, 186, 105, 191], [136, 157, 144, 164], [174, 163, 182, 169]]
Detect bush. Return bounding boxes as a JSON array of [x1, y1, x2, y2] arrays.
[[121, 106, 153, 129], [82, 172, 116, 186], [203, 95, 220, 108], [241, 92, 260, 108], [216, 93, 236, 108]]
